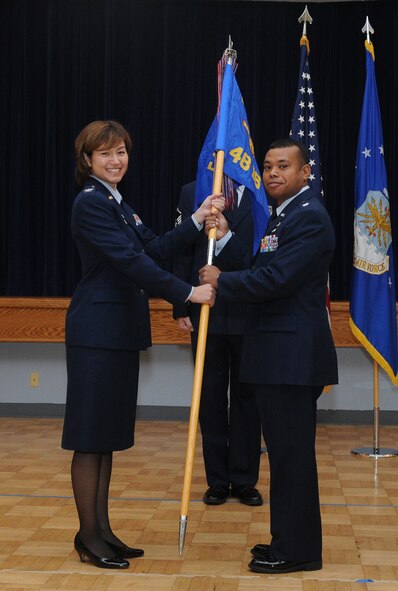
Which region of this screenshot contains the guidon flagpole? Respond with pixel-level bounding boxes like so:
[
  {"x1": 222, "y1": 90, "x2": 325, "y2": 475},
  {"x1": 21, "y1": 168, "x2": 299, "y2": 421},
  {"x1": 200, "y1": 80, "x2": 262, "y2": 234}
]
[{"x1": 178, "y1": 38, "x2": 237, "y2": 555}]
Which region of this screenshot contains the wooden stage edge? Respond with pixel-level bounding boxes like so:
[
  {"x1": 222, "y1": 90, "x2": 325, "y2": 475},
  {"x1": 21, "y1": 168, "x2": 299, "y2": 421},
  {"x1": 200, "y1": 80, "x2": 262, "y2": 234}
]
[{"x1": 0, "y1": 297, "x2": 369, "y2": 348}]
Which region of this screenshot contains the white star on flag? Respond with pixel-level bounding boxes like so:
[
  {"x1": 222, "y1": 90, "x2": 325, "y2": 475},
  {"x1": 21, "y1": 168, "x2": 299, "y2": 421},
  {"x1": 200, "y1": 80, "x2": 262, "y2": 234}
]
[{"x1": 289, "y1": 36, "x2": 323, "y2": 197}]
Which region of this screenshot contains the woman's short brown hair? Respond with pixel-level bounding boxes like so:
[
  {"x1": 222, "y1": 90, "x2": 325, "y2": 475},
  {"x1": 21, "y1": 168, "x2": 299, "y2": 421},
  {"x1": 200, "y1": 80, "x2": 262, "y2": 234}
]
[{"x1": 75, "y1": 120, "x2": 132, "y2": 186}]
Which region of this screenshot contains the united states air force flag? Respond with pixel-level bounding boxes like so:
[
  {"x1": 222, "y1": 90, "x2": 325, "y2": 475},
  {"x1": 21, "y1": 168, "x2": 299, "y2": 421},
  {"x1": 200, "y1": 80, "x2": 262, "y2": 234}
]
[
  {"x1": 349, "y1": 41, "x2": 398, "y2": 385},
  {"x1": 290, "y1": 36, "x2": 323, "y2": 197},
  {"x1": 195, "y1": 62, "x2": 269, "y2": 254}
]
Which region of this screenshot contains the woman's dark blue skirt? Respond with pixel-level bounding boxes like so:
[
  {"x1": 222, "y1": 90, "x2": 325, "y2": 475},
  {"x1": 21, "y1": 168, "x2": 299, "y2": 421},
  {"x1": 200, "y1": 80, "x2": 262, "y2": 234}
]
[{"x1": 62, "y1": 347, "x2": 139, "y2": 452}]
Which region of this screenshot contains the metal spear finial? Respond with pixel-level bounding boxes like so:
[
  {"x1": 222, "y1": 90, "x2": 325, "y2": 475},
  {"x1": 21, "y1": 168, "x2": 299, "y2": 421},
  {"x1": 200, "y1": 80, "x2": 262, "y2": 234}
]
[
  {"x1": 178, "y1": 515, "x2": 187, "y2": 555},
  {"x1": 223, "y1": 35, "x2": 237, "y2": 64},
  {"x1": 298, "y1": 5, "x2": 313, "y2": 37},
  {"x1": 361, "y1": 16, "x2": 374, "y2": 43}
]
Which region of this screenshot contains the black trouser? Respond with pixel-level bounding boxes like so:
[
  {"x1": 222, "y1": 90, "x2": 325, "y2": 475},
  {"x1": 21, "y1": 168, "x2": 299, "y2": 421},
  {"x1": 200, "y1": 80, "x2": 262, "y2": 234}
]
[
  {"x1": 254, "y1": 384, "x2": 323, "y2": 562},
  {"x1": 192, "y1": 333, "x2": 261, "y2": 489}
]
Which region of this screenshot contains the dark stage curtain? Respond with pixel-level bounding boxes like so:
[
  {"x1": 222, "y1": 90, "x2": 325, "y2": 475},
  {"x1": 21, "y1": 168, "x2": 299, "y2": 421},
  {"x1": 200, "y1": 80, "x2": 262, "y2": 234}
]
[{"x1": 1, "y1": 0, "x2": 397, "y2": 299}]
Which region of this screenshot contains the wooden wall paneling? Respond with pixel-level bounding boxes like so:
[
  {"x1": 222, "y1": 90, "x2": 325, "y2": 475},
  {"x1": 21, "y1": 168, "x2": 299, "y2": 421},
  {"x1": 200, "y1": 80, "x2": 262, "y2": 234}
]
[{"x1": 0, "y1": 297, "x2": 377, "y2": 347}]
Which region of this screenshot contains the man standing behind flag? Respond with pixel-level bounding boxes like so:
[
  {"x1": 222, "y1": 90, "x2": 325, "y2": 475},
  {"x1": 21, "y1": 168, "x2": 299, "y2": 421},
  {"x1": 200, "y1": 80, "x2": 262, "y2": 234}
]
[
  {"x1": 173, "y1": 54, "x2": 267, "y2": 506},
  {"x1": 349, "y1": 35, "x2": 398, "y2": 384},
  {"x1": 173, "y1": 181, "x2": 263, "y2": 506},
  {"x1": 200, "y1": 139, "x2": 338, "y2": 574}
]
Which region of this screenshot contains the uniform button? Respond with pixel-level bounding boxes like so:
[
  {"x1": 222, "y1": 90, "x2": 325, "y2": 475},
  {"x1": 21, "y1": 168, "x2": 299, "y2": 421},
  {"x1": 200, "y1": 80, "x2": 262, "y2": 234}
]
[{"x1": 140, "y1": 289, "x2": 145, "y2": 295}]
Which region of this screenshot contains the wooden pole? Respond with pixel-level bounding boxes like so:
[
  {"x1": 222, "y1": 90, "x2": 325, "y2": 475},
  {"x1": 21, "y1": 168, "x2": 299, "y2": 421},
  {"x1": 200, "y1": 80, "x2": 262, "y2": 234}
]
[{"x1": 178, "y1": 150, "x2": 225, "y2": 554}]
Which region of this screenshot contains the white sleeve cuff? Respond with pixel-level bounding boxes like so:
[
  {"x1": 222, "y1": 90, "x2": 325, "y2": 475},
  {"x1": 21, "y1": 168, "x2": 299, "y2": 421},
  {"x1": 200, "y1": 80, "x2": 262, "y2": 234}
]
[
  {"x1": 215, "y1": 230, "x2": 233, "y2": 255},
  {"x1": 185, "y1": 286, "x2": 194, "y2": 302},
  {"x1": 191, "y1": 215, "x2": 203, "y2": 231}
]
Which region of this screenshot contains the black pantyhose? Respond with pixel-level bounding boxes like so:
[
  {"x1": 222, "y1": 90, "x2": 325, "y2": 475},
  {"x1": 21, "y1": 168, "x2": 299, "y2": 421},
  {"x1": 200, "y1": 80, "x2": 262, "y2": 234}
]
[
  {"x1": 96, "y1": 453, "x2": 126, "y2": 547},
  {"x1": 71, "y1": 451, "x2": 120, "y2": 557}
]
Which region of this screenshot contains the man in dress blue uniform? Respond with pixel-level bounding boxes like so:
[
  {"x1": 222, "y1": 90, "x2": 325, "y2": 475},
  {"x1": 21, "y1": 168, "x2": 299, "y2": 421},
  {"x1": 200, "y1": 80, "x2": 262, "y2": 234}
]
[
  {"x1": 173, "y1": 182, "x2": 263, "y2": 507},
  {"x1": 199, "y1": 139, "x2": 338, "y2": 574}
]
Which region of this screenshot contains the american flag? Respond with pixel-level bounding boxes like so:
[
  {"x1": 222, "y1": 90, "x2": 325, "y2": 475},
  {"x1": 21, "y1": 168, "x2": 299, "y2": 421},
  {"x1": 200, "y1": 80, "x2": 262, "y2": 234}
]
[
  {"x1": 290, "y1": 37, "x2": 323, "y2": 198},
  {"x1": 290, "y1": 35, "x2": 332, "y2": 386}
]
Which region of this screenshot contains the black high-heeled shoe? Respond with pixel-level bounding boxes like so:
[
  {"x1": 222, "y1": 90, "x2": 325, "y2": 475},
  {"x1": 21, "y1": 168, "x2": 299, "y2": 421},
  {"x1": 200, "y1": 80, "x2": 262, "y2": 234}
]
[
  {"x1": 74, "y1": 533, "x2": 130, "y2": 569},
  {"x1": 106, "y1": 540, "x2": 144, "y2": 559}
]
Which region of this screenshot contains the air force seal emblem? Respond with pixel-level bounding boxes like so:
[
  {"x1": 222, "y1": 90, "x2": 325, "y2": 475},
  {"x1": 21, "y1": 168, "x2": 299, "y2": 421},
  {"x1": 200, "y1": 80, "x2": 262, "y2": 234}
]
[{"x1": 353, "y1": 189, "x2": 392, "y2": 276}]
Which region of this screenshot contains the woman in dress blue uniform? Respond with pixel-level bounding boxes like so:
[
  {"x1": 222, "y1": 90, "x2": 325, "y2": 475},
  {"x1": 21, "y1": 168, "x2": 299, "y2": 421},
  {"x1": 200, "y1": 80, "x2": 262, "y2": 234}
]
[{"x1": 62, "y1": 120, "x2": 222, "y2": 569}]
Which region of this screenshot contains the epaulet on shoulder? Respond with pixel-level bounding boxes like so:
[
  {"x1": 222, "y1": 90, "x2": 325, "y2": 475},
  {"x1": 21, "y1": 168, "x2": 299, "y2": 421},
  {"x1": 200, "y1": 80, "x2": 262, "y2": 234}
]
[
  {"x1": 79, "y1": 186, "x2": 114, "y2": 203},
  {"x1": 299, "y1": 196, "x2": 323, "y2": 211},
  {"x1": 298, "y1": 198, "x2": 329, "y2": 223}
]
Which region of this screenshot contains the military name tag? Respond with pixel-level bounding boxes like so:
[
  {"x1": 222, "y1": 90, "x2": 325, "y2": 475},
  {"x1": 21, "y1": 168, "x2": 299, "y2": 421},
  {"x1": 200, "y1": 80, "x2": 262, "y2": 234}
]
[{"x1": 260, "y1": 234, "x2": 278, "y2": 253}]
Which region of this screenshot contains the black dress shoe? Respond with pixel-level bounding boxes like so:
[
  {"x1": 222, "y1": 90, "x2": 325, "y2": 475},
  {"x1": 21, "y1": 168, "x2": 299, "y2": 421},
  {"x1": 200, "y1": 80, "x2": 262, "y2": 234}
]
[
  {"x1": 74, "y1": 533, "x2": 130, "y2": 569},
  {"x1": 203, "y1": 486, "x2": 229, "y2": 505},
  {"x1": 231, "y1": 486, "x2": 263, "y2": 506},
  {"x1": 250, "y1": 543, "x2": 270, "y2": 558},
  {"x1": 106, "y1": 541, "x2": 144, "y2": 559},
  {"x1": 249, "y1": 549, "x2": 322, "y2": 574}
]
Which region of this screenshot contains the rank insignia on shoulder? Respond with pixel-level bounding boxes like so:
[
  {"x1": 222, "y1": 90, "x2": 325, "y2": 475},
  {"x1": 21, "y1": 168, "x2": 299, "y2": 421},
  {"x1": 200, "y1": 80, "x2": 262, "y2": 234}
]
[
  {"x1": 133, "y1": 213, "x2": 143, "y2": 226},
  {"x1": 84, "y1": 186, "x2": 95, "y2": 192},
  {"x1": 260, "y1": 234, "x2": 278, "y2": 253}
]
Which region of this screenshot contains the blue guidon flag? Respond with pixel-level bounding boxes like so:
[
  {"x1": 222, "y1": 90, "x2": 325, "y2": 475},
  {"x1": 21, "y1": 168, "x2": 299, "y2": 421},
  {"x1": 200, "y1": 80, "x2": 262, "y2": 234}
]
[
  {"x1": 195, "y1": 60, "x2": 269, "y2": 254},
  {"x1": 349, "y1": 40, "x2": 398, "y2": 384}
]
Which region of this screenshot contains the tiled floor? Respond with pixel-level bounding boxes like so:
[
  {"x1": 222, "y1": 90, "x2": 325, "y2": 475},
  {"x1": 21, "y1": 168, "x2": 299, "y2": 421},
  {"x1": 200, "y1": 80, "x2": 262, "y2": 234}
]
[{"x1": 0, "y1": 418, "x2": 398, "y2": 590}]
